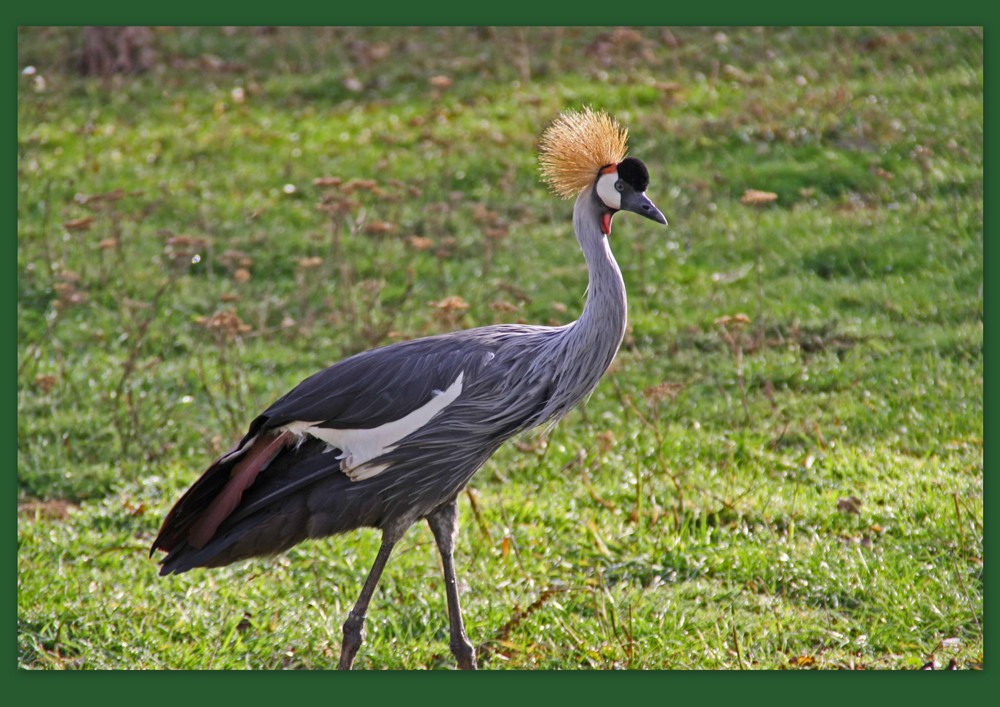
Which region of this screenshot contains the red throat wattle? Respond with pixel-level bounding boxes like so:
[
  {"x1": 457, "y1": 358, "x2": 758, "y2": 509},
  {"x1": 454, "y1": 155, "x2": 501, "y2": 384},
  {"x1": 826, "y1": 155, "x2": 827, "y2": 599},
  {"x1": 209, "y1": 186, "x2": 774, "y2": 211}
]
[{"x1": 601, "y1": 211, "x2": 613, "y2": 236}]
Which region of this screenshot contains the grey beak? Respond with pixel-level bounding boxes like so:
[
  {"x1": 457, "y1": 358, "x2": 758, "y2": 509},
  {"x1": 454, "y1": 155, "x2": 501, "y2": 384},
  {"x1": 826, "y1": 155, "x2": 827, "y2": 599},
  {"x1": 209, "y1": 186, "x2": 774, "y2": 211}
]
[{"x1": 621, "y1": 190, "x2": 668, "y2": 226}]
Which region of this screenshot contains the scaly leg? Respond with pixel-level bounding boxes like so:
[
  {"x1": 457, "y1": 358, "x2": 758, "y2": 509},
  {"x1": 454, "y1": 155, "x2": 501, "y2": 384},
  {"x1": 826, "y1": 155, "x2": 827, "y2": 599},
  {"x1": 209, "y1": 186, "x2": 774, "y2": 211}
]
[
  {"x1": 427, "y1": 500, "x2": 477, "y2": 670},
  {"x1": 338, "y1": 529, "x2": 400, "y2": 670}
]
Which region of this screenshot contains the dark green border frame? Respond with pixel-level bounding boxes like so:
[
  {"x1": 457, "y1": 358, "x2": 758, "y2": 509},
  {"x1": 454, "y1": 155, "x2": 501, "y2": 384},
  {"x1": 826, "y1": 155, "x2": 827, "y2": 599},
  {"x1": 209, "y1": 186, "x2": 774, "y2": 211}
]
[{"x1": 8, "y1": 3, "x2": 993, "y2": 705}]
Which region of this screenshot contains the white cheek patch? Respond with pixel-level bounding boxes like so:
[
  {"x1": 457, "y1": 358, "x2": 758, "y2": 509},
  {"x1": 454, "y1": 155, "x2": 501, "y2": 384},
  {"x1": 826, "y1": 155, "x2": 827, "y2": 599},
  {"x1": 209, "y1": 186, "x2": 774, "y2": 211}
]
[
  {"x1": 595, "y1": 171, "x2": 621, "y2": 210},
  {"x1": 281, "y1": 371, "x2": 465, "y2": 481}
]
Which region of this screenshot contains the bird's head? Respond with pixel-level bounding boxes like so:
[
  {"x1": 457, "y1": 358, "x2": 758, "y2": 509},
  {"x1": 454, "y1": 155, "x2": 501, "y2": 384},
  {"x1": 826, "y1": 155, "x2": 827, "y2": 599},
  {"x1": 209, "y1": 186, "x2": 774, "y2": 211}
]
[
  {"x1": 539, "y1": 108, "x2": 667, "y2": 236},
  {"x1": 593, "y1": 156, "x2": 667, "y2": 236}
]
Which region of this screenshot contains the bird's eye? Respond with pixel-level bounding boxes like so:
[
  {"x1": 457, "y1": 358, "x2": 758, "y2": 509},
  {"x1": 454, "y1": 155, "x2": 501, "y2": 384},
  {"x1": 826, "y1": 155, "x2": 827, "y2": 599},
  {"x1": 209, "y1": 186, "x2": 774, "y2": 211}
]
[{"x1": 615, "y1": 180, "x2": 624, "y2": 192}]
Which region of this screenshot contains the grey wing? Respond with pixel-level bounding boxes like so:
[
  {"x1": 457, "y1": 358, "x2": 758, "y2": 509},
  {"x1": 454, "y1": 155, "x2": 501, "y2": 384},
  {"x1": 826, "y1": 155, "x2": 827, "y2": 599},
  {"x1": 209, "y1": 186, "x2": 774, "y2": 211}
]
[
  {"x1": 255, "y1": 333, "x2": 496, "y2": 434},
  {"x1": 152, "y1": 332, "x2": 500, "y2": 564}
]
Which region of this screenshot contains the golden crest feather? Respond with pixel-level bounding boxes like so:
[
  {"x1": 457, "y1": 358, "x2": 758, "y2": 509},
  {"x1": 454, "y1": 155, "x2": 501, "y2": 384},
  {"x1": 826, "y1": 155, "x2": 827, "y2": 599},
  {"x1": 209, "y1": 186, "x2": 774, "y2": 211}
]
[{"x1": 539, "y1": 108, "x2": 629, "y2": 199}]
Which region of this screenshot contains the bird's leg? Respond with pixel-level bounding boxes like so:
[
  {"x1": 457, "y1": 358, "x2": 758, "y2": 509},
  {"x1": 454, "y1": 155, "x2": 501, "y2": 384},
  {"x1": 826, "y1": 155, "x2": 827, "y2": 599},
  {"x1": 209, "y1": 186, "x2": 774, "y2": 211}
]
[
  {"x1": 427, "y1": 500, "x2": 477, "y2": 670},
  {"x1": 338, "y1": 530, "x2": 400, "y2": 670}
]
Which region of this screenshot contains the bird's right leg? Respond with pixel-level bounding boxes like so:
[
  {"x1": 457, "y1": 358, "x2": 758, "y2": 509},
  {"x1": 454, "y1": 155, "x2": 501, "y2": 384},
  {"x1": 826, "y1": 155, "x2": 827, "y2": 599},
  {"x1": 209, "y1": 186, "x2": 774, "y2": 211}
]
[
  {"x1": 427, "y1": 500, "x2": 477, "y2": 670},
  {"x1": 337, "y1": 527, "x2": 403, "y2": 670}
]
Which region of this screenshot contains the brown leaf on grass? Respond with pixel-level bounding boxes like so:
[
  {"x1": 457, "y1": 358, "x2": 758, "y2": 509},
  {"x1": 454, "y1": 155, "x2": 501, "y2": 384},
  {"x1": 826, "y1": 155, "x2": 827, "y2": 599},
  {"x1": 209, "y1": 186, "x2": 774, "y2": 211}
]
[
  {"x1": 489, "y1": 299, "x2": 518, "y2": 314},
  {"x1": 123, "y1": 498, "x2": 146, "y2": 517},
  {"x1": 166, "y1": 235, "x2": 208, "y2": 250},
  {"x1": 406, "y1": 236, "x2": 434, "y2": 251},
  {"x1": 63, "y1": 216, "x2": 97, "y2": 232},
  {"x1": 714, "y1": 313, "x2": 752, "y2": 328},
  {"x1": 296, "y1": 256, "x2": 323, "y2": 270},
  {"x1": 33, "y1": 374, "x2": 58, "y2": 392},
  {"x1": 643, "y1": 381, "x2": 684, "y2": 403},
  {"x1": 611, "y1": 27, "x2": 644, "y2": 45},
  {"x1": 164, "y1": 235, "x2": 208, "y2": 265},
  {"x1": 53, "y1": 282, "x2": 87, "y2": 310},
  {"x1": 18, "y1": 498, "x2": 78, "y2": 520},
  {"x1": 429, "y1": 75, "x2": 453, "y2": 90},
  {"x1": 56, "y1": 269, "x2": 81, "y2": 283},
  {"x1": 366, "y1": 42, "x2": 390, "y2": 62},
  {"x1": 723, "y1": 63, "x2": 755, "y2": 84},
  {"x1": 317, "y1": 195, "x2": 360, "y2": 215},
  {"x1": 740, "y1": 189, "x2": 778, "y2": 206},
  {"x1": 789, "y1": 655, "x2": 816, "y2": 668},
  {"x1": 471, "y1": 203, "x2": 498, "y2": 224},
  {"x1": 595, "y1": 430, "x2": 616, "y2": 453},
  {"x1": 220, "y1": 249, "x2": 253, "y2": 269},
  {"x1": 837, "y1": 496, "x2": 863, "y2": 514},
  {"x1": 197, "y1": 308, "x2": 252, "y2": 339},
  {"x1": 343, "y1": 178, "x2": 378, "y2": 193},
  {"x1": 431, "y1": 294, "x2": 471, "y2": 329},
  {"x1": 75, "y1": 188, "x2": 140, "y2": 205},
  {"x1": 431, "y1": 295, "x2": 469, "y2": 315},
  {"x1": 365, "y1": 220, "x2": 397, "y2": 235},
  {"x1": 654, "y1": 81, "x2": 682, "y2": 94}
]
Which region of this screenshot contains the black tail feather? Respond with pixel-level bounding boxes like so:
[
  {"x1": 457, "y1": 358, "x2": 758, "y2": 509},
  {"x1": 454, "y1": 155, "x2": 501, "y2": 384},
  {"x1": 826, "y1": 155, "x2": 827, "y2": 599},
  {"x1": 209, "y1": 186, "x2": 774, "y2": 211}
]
[{"x1": 153, "y1": 437, "x2": 355, "y2": 572}]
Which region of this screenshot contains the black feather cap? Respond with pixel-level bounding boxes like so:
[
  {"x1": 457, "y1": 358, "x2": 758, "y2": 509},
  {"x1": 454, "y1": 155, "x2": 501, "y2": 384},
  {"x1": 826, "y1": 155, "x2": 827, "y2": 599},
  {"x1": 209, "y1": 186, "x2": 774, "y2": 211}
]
[{"x1": 616, "y1": 157, "x2": 650, "y2": 192}]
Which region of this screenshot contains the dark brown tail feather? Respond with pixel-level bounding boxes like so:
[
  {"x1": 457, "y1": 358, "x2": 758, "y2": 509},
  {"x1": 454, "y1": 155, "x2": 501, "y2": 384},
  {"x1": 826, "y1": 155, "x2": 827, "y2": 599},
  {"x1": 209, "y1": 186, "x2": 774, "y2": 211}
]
[{"x1": 151, "y1": 430, "x2": 293, "y2": 555}]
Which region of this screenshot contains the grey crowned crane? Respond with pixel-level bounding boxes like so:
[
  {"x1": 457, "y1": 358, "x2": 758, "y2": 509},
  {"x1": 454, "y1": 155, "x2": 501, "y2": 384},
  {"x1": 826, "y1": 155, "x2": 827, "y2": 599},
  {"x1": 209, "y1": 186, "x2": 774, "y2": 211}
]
[{"x1": 151, "y1": 109, "x2": 667, "y2": 669}]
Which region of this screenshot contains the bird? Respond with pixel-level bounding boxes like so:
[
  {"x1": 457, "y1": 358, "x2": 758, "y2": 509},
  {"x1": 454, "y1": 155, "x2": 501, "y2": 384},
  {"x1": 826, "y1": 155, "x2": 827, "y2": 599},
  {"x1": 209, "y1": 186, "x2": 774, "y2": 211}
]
[{"x1": 151, "y1": 108, "x2": 667, "y2": 670}]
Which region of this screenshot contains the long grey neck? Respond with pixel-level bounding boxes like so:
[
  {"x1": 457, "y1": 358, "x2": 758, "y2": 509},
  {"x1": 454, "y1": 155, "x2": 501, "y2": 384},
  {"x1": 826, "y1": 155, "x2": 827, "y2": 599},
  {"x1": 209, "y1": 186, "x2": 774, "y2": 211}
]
[
  {"x1": 519, "y1": 187, "x2": 628, "y2": 428},
  {"x1": 556, "y1": 188, "x2": 628, "y2": 382}
]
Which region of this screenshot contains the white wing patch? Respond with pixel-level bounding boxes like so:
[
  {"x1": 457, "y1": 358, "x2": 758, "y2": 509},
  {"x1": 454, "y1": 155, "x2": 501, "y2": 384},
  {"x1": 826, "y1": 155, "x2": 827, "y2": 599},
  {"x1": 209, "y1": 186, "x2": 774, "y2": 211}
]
[{"x1": 281, "y1": 371, "x2": 465, "y2": 482}]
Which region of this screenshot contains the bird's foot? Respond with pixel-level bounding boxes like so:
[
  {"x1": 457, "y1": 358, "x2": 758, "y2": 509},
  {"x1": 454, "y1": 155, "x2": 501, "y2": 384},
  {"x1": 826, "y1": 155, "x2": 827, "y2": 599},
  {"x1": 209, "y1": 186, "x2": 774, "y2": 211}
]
[
  {"x1": 338, "y1": 610, "x2": 366, "y2": 670},
  {"x1": 452, "y1": 634, "x2": 477, "y2": 670}
]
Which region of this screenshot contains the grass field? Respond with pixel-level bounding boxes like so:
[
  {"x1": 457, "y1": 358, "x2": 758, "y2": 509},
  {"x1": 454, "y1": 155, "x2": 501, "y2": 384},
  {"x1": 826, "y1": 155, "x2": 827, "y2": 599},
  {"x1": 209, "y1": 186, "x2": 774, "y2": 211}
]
[{"x1": 17, "y1": 26, "x2": 982, "y2": 669}]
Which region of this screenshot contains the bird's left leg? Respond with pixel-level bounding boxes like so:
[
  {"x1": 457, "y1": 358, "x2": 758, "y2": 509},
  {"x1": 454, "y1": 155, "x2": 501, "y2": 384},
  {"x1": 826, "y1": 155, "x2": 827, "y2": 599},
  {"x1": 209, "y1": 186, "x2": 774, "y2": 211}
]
[
  {"x1": 427, "y1": 499, "x2": 477, "y2": 670},
  {"x1": 338, "y1": 525, "x2": 404, "y2": 670}
]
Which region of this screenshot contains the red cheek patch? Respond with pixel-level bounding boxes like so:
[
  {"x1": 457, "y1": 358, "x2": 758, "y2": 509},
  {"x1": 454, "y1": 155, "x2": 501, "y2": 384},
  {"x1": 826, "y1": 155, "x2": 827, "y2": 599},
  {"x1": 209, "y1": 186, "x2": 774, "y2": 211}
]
[{"x1": 601, "y1": 212, "x2": 613, "y2": 236}]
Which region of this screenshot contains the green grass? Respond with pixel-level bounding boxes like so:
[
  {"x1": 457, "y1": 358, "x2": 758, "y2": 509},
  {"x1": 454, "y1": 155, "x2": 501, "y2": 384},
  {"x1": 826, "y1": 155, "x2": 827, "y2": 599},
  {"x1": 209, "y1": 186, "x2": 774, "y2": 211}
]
[{"x1": 17, "y1": 26, "x2": 982, "y2": 670}]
